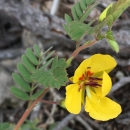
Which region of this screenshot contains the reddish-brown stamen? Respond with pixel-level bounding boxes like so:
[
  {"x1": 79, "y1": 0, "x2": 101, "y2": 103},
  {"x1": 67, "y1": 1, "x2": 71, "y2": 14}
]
[
  {"x1": 86, "y1": 70, "x2": 93, "y2": 77},
  {"x1": 89, "y1": 77, "x2": 102, "y2": 81},
  {"x1": 79, "y1": 74, "x2": 85, "y2": 80},
  {"x1": 78, "y1": 69, "x2": 102, "y2": 91},
  {"x1": 85, "y1": 81, "x2": 101, "y2": 88}
]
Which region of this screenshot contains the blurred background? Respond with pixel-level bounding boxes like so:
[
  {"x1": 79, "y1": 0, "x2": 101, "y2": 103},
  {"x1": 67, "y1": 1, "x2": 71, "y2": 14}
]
[{"x1": 0, "y1": 0, "x2": 130, "y2": 130}]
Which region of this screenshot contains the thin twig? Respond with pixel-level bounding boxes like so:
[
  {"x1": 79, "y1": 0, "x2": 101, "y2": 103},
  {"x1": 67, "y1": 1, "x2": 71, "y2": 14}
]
[
  {"x1": 52, "y1": 114, "x2": 77, "y2": 130},
  {"x1": 75, "y1": 116, "x2": 93, "y2": 130},
  {"x1": 50, "y1": 0, "x2": 61, "y2": 15},
  {"x1": 81, "y1": 114, "x2": 104, "y2": 130},
  {"x1": 109, "y1": 77, "x2": 130, "y2": 95}
]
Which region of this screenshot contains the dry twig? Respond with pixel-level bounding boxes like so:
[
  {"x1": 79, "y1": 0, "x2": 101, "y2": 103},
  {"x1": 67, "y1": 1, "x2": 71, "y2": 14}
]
[
  {"x1": 109, "y1": 77, "x2": 130, "y2": 95},
  {"x1": 50, "y1": 0, "x2": 61, "y2": 15}
]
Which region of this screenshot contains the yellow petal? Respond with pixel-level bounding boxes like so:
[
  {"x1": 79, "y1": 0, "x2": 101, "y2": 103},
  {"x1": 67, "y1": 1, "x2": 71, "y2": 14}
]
[
  {"x1": 94, "y1": 71, "x2": 112, "y2": 97},
  {"x1": 73, "y1": 57, "x2": 91, "y2": 83},
  {"x1": 65, "y1": 84, "x2": 82, "y2": 114},
  {"x1": 73, "y1": 54, "x2": 116, "y2": 83},
  {"x1": 85, "y1": 95, "x2": 122, "y2": 121},
  {"x1": 101, "y1": 71, "x2": 112, "y2": 96},
  {"x1": 89, "y1": 54, "x2": 117, "y2": 74}
]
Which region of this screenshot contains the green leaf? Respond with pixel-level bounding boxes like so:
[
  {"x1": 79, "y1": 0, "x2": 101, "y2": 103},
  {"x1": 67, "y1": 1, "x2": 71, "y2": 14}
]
[
  {"x1": 86, "y1": 0, "x2": 96, "y2": 5},
  {"x1": 57, "y1": 58, "x2": 67, "y2": 68},
  {"x1": 22, "y1": 54, "x2": 35, "y2": 72},
  {"x1": 68, "y1": 21, "x2": 93, "y2": 40},
  {"x1": 12, "y1": 73, "x2": 31, "y2": 92},
  {"x1": 0, "y1": 122, "x2": 10, "y2": 130},
  {"x1": 107, "y1": 39, "x2": 119, "y2": 53},
  {"x1": 53, "y1": 67, "x2": 68, "y2": 85},
  {"x1": 51, "y1": 56, "x2": 58, "y2": 69},
  {"x1": 51, "y1": 57, "x2": 67, "y2": 69},
  {"x1": 10, "y1": 87, "x2": 29, "y2": 100},
  {"x1": 106, "y1": 31, "x2": 119, "y2": 53},
  {"x1": 17, "y1": 63, "x2": 32, "y2": 83},
  {"x1": 26, "y1": 48, "x2": 39, "y2": 65},
  {"x1": 63, "y1": 24, "x2": 69, "y2": 34},
  {"x1": 80, "y1": 0, "x2": 87, "y2": 10},
  {"x1": 106, "y1": 14, "x2": 113, "y2": 26},
  {"x1": 65, "y1": 14, "x2": 73, "y2": 24},
  {"x1": 64, "y1": 0, "x2": 99, "y2": 37},
  {"x1": 80, "y1": 0, "x2": 100, "y2": 22},
  {"x1": 71, "y1": 5, "x2": 79, "y2": 21},
  {"x1": 39, "y1": 58, "x2": 54, "y2": 70},
  {"x1": 30, "y1": 89, "x2": 44, "y2": 100},
  {"x1": 99, "y1": 3, "x2": 113, "y2": 22},
  {"x1": 32, "y1": 67, "x2": 68, "y2": 89},
  {"x1": 32, "y1": 57, "x2": 68, "y2": 89},
  {"x1": 33, "y1": 44, "x2": 41, "y2": 57},
  {"x1": 75, "y1": 2, "x2": 83, "y2": 17}
]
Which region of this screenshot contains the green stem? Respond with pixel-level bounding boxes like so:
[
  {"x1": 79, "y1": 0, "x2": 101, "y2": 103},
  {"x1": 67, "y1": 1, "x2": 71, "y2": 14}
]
[
  {"x1": 28, "y1": 56, "x2": 42, "y2": 107},
  {"x1": 14, "y1": 88, "x2": 49, "y2": 130},
  {"x1": 28, "y1": 82, "x2": 35, "y2": 107}
]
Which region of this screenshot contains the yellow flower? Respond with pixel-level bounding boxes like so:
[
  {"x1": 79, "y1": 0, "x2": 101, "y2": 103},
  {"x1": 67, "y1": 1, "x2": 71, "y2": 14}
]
[{"x1": 65, "y1": 54, "x2": 122, "y2": 121}]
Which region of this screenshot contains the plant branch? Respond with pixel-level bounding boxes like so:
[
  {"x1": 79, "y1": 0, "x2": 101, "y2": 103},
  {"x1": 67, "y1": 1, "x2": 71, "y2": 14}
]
[
  {"x1": 14, "y1": 88, "x2": 49, "y2": 130},
  {"x1": 71, "y1": 39, "x2": 97, "y2": 60},
  {"x1": 66, "y1": 39, "x2": 97, "y2": 67}
]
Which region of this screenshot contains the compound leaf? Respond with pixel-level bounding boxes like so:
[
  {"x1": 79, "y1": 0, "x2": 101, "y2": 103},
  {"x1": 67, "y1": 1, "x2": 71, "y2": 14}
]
[
  {"x1": 32, "y1": 58, "x2": 68, "y2": 89},
  {"x1": 68, "y1": 21, "x2": 94, "y2": 40},
  {"x1": 63, "y1": 0, "x2": 100, "y2": 40}
]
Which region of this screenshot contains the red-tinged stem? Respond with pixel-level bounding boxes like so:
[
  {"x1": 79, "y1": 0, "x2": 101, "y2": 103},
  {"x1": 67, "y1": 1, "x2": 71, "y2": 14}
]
[
  {"x1": 71, "y1": 39, "x2": 97, "y2": 59},
  {"x1": 14, "y1": 88, "x2": 49, "y2": 130},
  {"x1": 40, "y1": 100, "x2": 58, "y2": 104},
  {"x1": 66, "y1": 39, "x2": 97, "y2": 68}
]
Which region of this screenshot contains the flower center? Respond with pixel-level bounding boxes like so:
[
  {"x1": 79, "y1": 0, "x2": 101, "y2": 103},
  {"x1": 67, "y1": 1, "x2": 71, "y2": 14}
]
[{"x1": 78, "y1": 67, "x2": 102, "y2": 91}]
